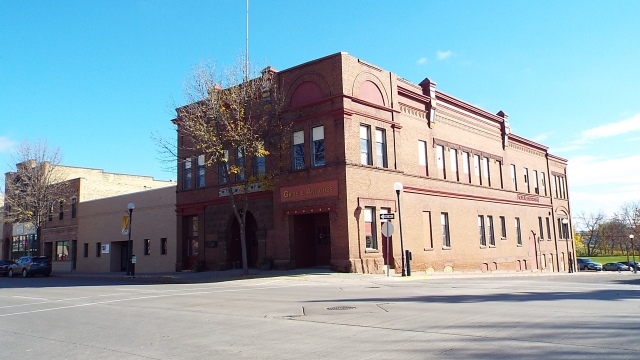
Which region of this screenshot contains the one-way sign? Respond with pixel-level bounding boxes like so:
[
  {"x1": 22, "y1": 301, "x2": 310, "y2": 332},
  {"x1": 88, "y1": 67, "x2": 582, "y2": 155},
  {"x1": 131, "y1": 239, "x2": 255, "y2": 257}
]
[{"x1": 380, "y1": 213, "x2": 395, "y2": 220}]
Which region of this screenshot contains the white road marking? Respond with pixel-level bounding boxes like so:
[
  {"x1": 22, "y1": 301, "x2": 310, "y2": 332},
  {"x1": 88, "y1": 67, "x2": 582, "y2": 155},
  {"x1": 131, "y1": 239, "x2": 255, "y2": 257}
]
[
  {"x1": 12, "y1": 296, "x2": 50, "y2": 301},
  {"x1": 0, "y1": 282, "x2": 315, "y2": 318}
]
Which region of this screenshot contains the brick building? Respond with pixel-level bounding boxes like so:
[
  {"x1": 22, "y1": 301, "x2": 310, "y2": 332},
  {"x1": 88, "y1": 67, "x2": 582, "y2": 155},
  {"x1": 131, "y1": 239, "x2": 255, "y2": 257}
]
[
  {"x1": 2, "y1": 164, "x2": 175, "y2": 273},
  {"x1": 175, "y1": 52, "x2": 574, "y2": 274}
]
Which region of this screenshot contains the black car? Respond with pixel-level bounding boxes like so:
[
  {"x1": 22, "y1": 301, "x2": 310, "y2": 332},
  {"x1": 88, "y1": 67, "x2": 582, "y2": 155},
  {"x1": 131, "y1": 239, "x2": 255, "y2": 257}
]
[
  {"x1": 8, "y1": 256, "x2": 52, "y2": 278},
  {"x1": 0, "y1": 260, "x2": 16, "y2": 276},
  {"x1": 619, "y1": 261, "x2": 640, "y2": 271},
  {"x1": 602, "y1": 262, "x2": 630, "y2": 271},
  {"x1": 577, "y1": 258, "x2": 603, "y2": 271}
]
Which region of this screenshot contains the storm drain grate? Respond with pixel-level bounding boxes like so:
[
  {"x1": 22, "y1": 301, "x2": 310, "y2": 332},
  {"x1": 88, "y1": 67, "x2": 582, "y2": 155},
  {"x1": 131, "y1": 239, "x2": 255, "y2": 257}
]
[{"x1": 327, "y1": 306, "x2": 356, "y2": 311}]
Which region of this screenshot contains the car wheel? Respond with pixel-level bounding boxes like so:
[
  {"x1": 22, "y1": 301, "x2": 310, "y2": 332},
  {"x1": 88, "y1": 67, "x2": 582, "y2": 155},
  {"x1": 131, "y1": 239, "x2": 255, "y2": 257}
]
[
  {"x1": 8, "y1": 269, "x2": 13, "y2": 277},
  {"x1": 22, "y1": 269, "x2": 28, "y2": 278}
]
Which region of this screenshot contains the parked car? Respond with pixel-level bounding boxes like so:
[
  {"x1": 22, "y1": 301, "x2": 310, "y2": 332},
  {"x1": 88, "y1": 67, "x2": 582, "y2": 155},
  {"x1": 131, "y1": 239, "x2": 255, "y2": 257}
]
[
  {"x1": 602, "y1": 262, "x2": 630, "y2": 271},
  {"x1": 0, "y1": 260, "x2": 16, "y2": 276},
  {"x1": 577, "y1": 258, "x2": 603, "y2": 271},
  {"x1": 8, "y1": 256, "x2": 52, "y2": 278},
  {"x1": 619, "y1": 261, "x2": 640, "y2": 271}
]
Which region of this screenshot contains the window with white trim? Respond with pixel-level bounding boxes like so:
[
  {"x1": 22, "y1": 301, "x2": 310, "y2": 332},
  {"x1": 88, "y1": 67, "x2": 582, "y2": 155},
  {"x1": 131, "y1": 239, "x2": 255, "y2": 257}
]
[
  {"x1": 292, "y1": 131, "x2": 305, "y2": 170},
  {"x1": 360, "y1": 125, "x2": 372, "y2": 165},
  {"x1": 311, "y1": 126, "x2": 325, "y2": 167},
  {"x1": 375, "y1": 128, "x2": 387, "y2": 168},
  {"x1": 418, "y1": 140, "x2": 428, "y2": 176}
]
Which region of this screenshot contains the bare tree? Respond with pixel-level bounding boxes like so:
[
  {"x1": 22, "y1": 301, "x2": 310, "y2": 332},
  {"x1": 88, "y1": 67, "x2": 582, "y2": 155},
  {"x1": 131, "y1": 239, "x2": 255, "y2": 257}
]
[
  {"x1": 576, "y1": 211, "x2": 606, "y2": 257},
  {"x1": 171, "y1": 58, "x2": 288, "y2": 274},
  {"x1": 616, "y1": 201, "x2": 640, "y2": 255},
  {"x1": 2, "y1": 140, "x2": 71, "y2": 254}
]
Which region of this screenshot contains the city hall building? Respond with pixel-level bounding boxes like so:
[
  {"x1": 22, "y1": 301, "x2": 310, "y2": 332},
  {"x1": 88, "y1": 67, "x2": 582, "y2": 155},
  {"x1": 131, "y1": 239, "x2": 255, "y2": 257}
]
[{"x1": 175, "y1": 52, "x2": 574, "y2": 274}]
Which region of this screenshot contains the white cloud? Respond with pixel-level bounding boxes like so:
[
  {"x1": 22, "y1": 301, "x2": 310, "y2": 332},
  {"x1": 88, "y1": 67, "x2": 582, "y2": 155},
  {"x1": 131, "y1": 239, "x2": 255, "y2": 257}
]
[
  {"x1": 436, "y1": 50, "x2": 452, "y2": 60},
  {"x1": 0, "y1": 136, "x2": 17, "y2": 153},
  {"x1": 568, "y1": 154, "x2": 640, "y2": 187},
  {"x1": 417, "y1": 57, "x2": 428, "y2": 65},
  {"x1": 575, "y1": 112, "x2": 640, "y2": 144},
  {"x1": 532, "y1": 131, "x2": 553, "y2": 142}
]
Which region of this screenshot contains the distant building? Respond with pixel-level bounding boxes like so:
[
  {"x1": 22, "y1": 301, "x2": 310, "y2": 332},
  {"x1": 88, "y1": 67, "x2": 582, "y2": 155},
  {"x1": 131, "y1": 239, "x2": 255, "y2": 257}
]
[
  {"x1": 175, "y1": 52, "x2": 573, "y2": 274},
  {"x1": 2, "y1": 164, "x2": 175, "y2": 273}
]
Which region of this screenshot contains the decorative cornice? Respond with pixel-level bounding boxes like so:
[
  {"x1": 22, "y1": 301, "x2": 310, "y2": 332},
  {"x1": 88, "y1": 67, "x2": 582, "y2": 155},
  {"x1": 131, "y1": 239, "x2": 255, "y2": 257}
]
[
  {"x1": 433, "y1": 138, "x2": 504, "y2": 162},
  {"x1": 509, "y1": 133, "x2": 549, "y2": 152},
  {"x1": 548, "y1": 153, "x2": 568, "y2": 164},
  {"x1": 404, "y1": 186, "x2": 553, "y2": 209},
  {"x1": 435, "y1": 90, "x2": 505, "y2": 125},
  {"x1": 397, "y1": 85, "x2": 431, "y2": 104}
]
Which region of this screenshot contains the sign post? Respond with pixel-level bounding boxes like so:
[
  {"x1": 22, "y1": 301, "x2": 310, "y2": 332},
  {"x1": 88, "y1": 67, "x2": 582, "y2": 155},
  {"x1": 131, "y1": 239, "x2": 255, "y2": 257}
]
[{"x1": 380, "y1": 214, "x2": 395, "y2": 277}]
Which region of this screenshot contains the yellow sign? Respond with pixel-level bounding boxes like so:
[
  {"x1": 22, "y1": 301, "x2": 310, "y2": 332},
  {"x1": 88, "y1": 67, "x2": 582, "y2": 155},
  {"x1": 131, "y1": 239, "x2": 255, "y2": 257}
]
[{"x1": 122, "y1": 216, "x2": 130, "y2": 235}]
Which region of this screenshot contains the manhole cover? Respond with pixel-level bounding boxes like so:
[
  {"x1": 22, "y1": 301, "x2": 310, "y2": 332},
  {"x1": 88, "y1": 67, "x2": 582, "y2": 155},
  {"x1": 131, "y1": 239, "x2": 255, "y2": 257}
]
[{"x1": 327, "y1": 306, "x2": 356, "y2": 311}]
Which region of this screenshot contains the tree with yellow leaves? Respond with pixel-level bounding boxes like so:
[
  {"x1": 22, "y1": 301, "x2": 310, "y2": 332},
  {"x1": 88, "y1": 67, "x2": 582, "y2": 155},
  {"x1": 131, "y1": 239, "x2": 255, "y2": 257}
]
[{"x1": 172, "y1": 58, "x2": 288, "y2": 274}]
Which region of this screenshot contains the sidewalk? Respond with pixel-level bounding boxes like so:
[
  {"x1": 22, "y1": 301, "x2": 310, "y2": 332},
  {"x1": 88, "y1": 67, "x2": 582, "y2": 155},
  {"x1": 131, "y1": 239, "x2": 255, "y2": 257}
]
[{"x1": 52, "y1": 267, "x2": 591, "y2": 284}]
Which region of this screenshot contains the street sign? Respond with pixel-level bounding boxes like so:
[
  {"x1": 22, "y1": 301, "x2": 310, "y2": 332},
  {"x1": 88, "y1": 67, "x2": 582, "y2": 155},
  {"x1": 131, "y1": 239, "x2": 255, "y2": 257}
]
[
  {"x1": 380, "y1": 213, "x2": 395, "y2": 220},
  {"x1": 381, "y1": 222, "x2": 395, "y2": 237},
  {"x1": 131, "y1": 255, "x2": 137, "y2": 264}
]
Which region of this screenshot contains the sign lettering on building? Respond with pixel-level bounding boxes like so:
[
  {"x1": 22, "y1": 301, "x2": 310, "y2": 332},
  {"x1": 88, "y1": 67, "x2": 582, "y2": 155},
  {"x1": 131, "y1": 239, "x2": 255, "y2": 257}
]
[
  {"x1": 280, "y1": 180, "x2": 339, "y2": 203},
  {"x1": 517, "y1": 193, "x2": 540, "y2": 203}
]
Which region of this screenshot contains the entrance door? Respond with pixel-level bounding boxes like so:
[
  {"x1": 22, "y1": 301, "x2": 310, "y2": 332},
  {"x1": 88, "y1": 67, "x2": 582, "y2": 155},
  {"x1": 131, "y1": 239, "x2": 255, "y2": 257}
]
[
  {"x1": 120, "y1": 242, "x2": 128, "y2": 271},
  {"x1": 380, "y1": 209, "x2": 394, "y2": 268},
  {"x1": 182, "y1": 215, "x2": 200, "y2": 271},
  {"x1": 228, "y1": 212, "x2": 259, "y2": 268},
  {"x1": 293, "y1": 213, "x2": 331, "y2": 268}
]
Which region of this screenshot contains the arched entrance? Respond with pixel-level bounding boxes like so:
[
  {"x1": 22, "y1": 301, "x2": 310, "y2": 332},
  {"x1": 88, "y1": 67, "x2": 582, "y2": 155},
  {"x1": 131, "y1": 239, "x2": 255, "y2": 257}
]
[{"x1": 228, "y1": 212, "x2": 259, "y2": 268}]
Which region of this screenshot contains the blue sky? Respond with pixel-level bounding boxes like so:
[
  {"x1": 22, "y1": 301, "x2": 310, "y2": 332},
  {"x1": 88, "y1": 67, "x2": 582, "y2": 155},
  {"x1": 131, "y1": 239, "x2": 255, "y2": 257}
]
[{"x1": 1, "y1": 0, "x2": 639, "y2": 218}]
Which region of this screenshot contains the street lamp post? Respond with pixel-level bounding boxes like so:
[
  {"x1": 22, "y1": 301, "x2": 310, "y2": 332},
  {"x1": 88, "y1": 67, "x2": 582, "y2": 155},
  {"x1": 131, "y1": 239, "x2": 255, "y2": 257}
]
[
  {"x1": 394, "y1": 182, "x2": 406, "y2": 277},
  {"x1": 126, "y1": 202, "x2": 135, "y2": 276},
  {"x1": 631, "y1": 234, "x2": 636, "y2": 274},
  {"x1": 562, "y1": 218, "x2": 572, "y2": 273}
]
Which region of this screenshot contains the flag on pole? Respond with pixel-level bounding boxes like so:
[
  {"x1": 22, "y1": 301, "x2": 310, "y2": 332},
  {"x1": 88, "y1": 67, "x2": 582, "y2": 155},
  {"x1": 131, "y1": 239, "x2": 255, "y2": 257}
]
[{"x1": 122, "y1": 216, "x2": 130, "y2": 235}]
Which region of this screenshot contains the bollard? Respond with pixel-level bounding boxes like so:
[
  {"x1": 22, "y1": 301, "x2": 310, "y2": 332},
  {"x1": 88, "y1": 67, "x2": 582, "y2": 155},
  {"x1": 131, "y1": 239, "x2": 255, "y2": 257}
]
[{"x1": 405, "y1": 250, "x2": 412, "y2": 276}]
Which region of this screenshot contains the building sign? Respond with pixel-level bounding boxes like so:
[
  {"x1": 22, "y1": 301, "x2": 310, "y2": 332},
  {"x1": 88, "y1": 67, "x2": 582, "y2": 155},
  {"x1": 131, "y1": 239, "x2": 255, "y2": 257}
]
[
  {"x1": 101, "y1": 244, "x2": 110, "y2": 254},
  {"x1": 13, "y1": 222, "x2": 36, "y2": 236},
  {"x1": 219, "y1": 182, "x2": 263, "y2": 197},
  {"x1": 280, "y1": 180, "x2": 339, "y2": 203},
  {"x1": 517, "y1": 193, "x2": 539, "y2": 203}
]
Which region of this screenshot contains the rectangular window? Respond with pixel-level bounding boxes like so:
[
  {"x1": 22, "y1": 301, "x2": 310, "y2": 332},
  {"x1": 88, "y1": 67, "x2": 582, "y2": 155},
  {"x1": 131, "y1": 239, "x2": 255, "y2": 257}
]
[
  {"x1": 364, "y1": 207, "x2": 377, "y2": 250},
  {"x1": 83, "y1": 243, "x2": 88, "y2": 258},
  {"x1": 488, "y1": 216, "x2": 495, "y2": 246},
  {"x1": 49, "y1": 203, "x2": 53, "y2": 221},
  {"x1": 510, "y1": 164, "x2": 517, "y2": 191},
  {"x1": 515, "y1": 218, "x2": 522, "y2": 245},
  {"x1": 182, "y1": 158, "x2": 192, "y2": 190},
  {"x1": 546, "y1": 217, "x2": 551, "y2": 240},
  {"x1": 253, "y1": 156, "x2": 265, "y2": 177},
  {"x1": 541, "y1": 172, "x2": 547, "y2": 196},
  {"x1": 418, "y1": 141, "x2": 428, "y2": 176},
  {"x1": 449, "y1": 148, "x2": 458, "y2": 181},
  {"x1": 560, "y1": 177, "x2": 566, "y2": 199},
  {"x1": 533, "y1": 170, "x2": 539, "y2": 194},
  {"x1": 71, "y1": 198, "x2": 77, "y2": 218},
  {"x1": 478, "y1": 215, "x2": 486, "y2": 246},
  {"x1": 553, "y1": 175, "x2": 558, "y2": 198},
  {"x1": 235, "y1": 148, "x2": 245, "y2": 182},
  {"x1": 144, "y1": 239, "x2": 150, "y2": 255},
  {"x1": 441, "y1": 212, "x2": 451, "y2": 247},
  {"x1": 557, "y1": 218, "x2": 563, "y2": 238},
  {"x1": 423, "y1": 211, "x2": 433, "y2": 249},
  {"x1": 473, "y1": 154, "x2": 481, "y2": 182},
  {"x1": 538, "y1": 217, "x2": 544, "y2": 240},
  {"x1": 462, "y1": 152, "x2": 471, "y2": 183},
  {"x1": 161, "y1": 238, "x2": 168, "y2": 255},
  {"x1": 59, "y1": 201, "x2": 64, "y2": 220},
  {"x1": 196, "y1": 155, "x2": 205, "y2": 188},
  {"x1": 55, "y1": 241, "x2": 69, "y2": 261},
  {"x1": 311, "y1": 126, "x2": 325, "y2": 167},
  {"x1": 482, "y1": 157, "x2": 490, "y2": 186},
  {"x1": 523, "y1": 168, "x2": 529, "y2": 193},
  {"x1": 498, "y1": 161, "x2": 504, "y2": 189},
  {"x1": 500, "y1": 216, "x2": 507, "y2": 238},
  {"x1": 375, "y1": 128, "x2": 387, "y2": 168},
  {"x1": 436, "y1": 145, "x2": 445, "y2": 175},
  {"x1": 292, "y1": 130, "x2": 305, "y2": 170},
  {"x1": 218, "y1": 150, "x2": 229, "y2": 184},
  {"x1": 360, "y1": 125, "x2": 372, "y2": 165},
  {"x1": 96, "y1": 242, "x2": 101, "y2": 257}
]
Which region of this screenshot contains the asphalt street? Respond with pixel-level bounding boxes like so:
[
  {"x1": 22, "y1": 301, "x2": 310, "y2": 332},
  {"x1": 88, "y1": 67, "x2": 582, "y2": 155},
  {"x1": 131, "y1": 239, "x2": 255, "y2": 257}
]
[{"x1": 1, "y1": 271, "x2": 639, "y2": 359}]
